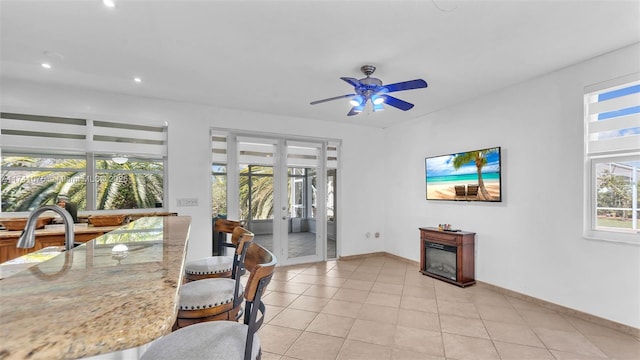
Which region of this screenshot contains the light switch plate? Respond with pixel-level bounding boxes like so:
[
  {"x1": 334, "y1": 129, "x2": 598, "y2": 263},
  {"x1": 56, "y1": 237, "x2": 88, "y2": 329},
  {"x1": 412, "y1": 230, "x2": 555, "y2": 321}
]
[{"x1": 176, "y1": 198, "x2": 199, "y2": 207}]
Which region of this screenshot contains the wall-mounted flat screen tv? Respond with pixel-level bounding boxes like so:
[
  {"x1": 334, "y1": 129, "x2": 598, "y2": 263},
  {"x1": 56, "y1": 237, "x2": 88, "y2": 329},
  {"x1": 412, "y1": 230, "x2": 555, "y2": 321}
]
[{"x1": 425, "y1": 146, "x2": 502, "y2": 202}]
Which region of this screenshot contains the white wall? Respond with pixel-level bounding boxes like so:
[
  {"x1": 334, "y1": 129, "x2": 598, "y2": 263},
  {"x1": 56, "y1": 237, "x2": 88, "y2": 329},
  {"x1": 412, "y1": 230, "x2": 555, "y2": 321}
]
[
  {"x1": 0, "y1": 79, "x2": 386, "y2": 261},
  {"x1": 2, "y1": 43, "x2": 638, "y2": 328},
  {"x1": 383, "y1": 43, "x2": 640, "y2": 328}
]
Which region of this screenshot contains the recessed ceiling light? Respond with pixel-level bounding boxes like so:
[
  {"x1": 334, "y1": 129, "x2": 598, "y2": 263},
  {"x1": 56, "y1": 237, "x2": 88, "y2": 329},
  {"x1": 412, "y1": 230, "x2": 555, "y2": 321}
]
[
  {"x1": 103, "y1": 0, "x2": 116, "y2": 8},
  {"x1": 133, "y1": 77, "x2": 142, "y2": 83},
  {"x1": 41, "y1": 51, "x2": 63, "y2": 70}
]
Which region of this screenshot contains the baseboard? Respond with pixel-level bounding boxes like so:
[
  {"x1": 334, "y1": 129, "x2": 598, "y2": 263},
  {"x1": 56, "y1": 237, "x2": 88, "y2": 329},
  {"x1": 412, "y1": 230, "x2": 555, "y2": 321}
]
[
  {"x1": 380, "y1": 252, "x2": 420, "y2": 266},
  {"x1": 338, "y1": 252, "x2": 387, "y2": 261},
  {"x1": 477, "y1": 281, "x2": 640, "y2": 340},
  {"x1": 339, "y1": 251, "x2": 420, "y2": 265},
  {"x1": 339, "y1": 251, "x2": 639, "y2": 339}
]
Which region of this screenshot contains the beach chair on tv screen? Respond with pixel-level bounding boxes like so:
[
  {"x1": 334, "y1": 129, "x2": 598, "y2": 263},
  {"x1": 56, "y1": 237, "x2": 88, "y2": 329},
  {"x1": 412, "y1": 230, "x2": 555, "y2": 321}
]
[{"x1": 467, "y1": 184, "x2": 479, "y2": 199}]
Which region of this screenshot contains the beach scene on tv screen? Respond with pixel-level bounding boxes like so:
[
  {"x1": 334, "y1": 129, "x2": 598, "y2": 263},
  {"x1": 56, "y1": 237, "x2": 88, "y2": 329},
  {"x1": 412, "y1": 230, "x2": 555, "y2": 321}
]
[{"x1": 426, "y1": 147, "x2": 501, "y2": 201}]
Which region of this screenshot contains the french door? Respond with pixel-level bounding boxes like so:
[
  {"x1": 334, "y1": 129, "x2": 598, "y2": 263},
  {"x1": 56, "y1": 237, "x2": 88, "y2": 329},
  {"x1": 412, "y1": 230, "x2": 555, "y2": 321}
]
[{"x1": 216, "y1": 132, "x2": 338, "y2": 265}]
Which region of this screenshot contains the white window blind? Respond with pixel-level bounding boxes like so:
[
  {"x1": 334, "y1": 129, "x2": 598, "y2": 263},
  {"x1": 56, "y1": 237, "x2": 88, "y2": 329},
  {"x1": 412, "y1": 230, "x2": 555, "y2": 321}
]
[
  {"x1": 211, "y1": 131, "x2": 228, "y2": 164},
  {"x1": 287, "y1": 140, "x2": 320, "y2": 168},
  {"x1": 212, "y1": 132, "x2": 277, "y2": 166},
  {"x1": 327, "y1": 141, "x2": 339, "y2": 169},
  {"x1": 237, "y1": 136, "x2": 276, "y2": 166},
  {"x1": 585, "y1": 74, "x2": 640, "y2": 156},
  {"x1": 1, "y1": 112, "x2": 168, "y2": 156},
  {"x1": 210, "y1": 130, "x2": 340, "y2": 169}
]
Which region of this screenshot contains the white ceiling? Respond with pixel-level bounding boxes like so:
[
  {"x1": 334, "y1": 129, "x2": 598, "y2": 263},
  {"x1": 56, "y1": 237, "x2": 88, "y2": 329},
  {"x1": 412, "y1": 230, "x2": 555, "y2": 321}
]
[{"x1": 1, "y1": 0, "x2": 639, "y2": 128}]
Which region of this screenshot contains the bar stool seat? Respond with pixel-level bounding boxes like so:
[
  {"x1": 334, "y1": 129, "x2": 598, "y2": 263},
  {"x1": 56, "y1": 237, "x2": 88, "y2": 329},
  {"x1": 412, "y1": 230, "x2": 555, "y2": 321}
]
[
  {"x1": 179, "y1": 278, "x2": 242, "y2": 311},
  {"x1": 183, "y1": 218, "x2": 241, "y2": 282},
  {"x1": 184, "y1": 256, "x2": 233, "y2": 280},
  {"x1": 143, "y1": 321, "x2": 260, "y2": 360}
]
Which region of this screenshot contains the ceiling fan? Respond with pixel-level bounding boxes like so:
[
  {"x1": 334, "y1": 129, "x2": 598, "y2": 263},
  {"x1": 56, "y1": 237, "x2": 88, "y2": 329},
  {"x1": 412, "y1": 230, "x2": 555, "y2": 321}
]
[{"x1": 310, "y1": 65, "x2": 428, "y2": 116}]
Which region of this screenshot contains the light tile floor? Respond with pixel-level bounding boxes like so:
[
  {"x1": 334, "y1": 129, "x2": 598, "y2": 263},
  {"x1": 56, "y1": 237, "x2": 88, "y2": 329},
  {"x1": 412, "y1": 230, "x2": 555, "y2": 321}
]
[
  {"x1": 254, "y1": 232, "x2": 337, "y2": 259},
  {"x1": 256, "y1": 255, "x2": 640, "y2": 360}
]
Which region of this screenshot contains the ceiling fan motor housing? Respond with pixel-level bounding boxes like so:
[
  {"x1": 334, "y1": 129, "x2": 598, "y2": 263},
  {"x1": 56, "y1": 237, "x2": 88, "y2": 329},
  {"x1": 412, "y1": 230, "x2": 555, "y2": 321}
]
[
  {"x1": 361, "y1": 65, "x2": 376, "y2": 76},
  {"x1": 357, "y1": 65, "x2": 383, "y2": 97},
  {"x1": 356, "y1": 77, "x2": 383, "y2": 98}
]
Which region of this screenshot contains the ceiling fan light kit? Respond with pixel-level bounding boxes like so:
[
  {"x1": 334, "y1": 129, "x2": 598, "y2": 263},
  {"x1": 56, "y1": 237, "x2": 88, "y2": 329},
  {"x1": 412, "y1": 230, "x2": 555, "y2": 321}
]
[
  {"x1": 371, "y1": 94, "x2": 384, "y2": 105},
  {"x1": 112, "y1": 155, "x2": 129, "y2": 164},
  {"x1": 349, "y1": 95, "x2": 363, "y2": 106},
  {"x1": 310, "y1": 65, "x2": 428, "y2": 116}
]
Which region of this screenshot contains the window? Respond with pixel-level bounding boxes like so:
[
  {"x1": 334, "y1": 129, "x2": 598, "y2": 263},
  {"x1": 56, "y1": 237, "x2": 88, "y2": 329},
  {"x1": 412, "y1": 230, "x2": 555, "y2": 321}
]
[
  {"x1": 1, "y1": 112, "x2": 167, "y2": 213},
  {"x1": 1, "y1": 154, "x2": 86, "y2": 211},
  {"x1": 211, "y1": 134, "x2": 228, "y2": 218},
  {"x1": 1, "y1": 154, "x2": 164, "y2": 212},
  {"x1": 211, "y1": 164, "x2": 227, "y2": 217},
  {"x1": 94, "y1": 156, "x2": 164, "y2": 210},
  {"x1": 584, "y1": 74, "x2": 640, "y2": 243}
]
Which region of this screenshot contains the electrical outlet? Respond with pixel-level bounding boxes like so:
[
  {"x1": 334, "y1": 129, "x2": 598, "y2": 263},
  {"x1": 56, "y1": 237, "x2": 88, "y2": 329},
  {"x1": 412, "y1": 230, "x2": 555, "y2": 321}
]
[
  {"x1": 365, "y1": 232, "x2": 371, "y2": 239},
  {"x1": 177, "y1": 198, "x2": 199, "y2": 207},
  {"x1": 374, "y1": 232, "x2": 380, "y2": 238}
]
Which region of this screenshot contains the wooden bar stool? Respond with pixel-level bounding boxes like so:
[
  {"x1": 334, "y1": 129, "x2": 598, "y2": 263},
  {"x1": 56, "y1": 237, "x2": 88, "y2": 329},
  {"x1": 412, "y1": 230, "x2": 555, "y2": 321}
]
[
  {"x1": 142, "y1": 243, "x2": 277, "y2": 360},
  {"x1": 213, "y1": 218, "x2": 242, "y2": 256},
  {"x1": 175, "y1": 227, "x2": 254, "y2": 329},
  {"x1": 184, "y1": 219, "x2": 242, "y2": 281}
]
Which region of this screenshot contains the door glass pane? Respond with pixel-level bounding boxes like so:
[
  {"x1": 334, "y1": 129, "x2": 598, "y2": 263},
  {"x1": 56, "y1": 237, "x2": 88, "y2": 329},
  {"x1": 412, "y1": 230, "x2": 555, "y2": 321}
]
[
  {"x1": 327, "y1": 169, "x2": 337, "y2": 259},
  {"x1": 239, "y1": 164, "x2": 274, "y2": 252},
  {"x1": 287, "y1": 166, "x2": 316, "y2": 258},
  {"x1": 286, "y1": 142, "x2": 320, "y2": 260}
]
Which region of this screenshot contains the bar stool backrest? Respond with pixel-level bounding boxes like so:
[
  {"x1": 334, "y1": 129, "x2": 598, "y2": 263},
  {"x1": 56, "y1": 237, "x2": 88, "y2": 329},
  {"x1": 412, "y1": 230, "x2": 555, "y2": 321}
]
[
  {"x1": 231, "y1": 227, "x2": 254, "y2": 279},
  {"x1": 213, "y1": 218, "x2": 242, "y2": 256},
  {"x1": 241, "y1": 243, "x2": 277, "y2": 360},
  {"x1": 215, "y1": 218, "x2": 241, "y2": 234}
]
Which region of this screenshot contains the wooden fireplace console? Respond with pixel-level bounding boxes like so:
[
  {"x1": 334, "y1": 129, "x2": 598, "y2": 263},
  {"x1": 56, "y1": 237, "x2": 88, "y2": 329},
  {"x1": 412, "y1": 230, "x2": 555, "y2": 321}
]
[{"x1": 419, "y1": 227, "x2": 476, "y2": 287}]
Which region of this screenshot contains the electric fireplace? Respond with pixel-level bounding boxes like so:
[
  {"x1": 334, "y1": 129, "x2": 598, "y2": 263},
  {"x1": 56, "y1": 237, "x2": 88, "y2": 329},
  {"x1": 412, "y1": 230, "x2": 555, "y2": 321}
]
[
  {"x1": 419, "y1": 227, "x2": 476, "y2": 287},
  {"x1": 424, "y1": 242, "x2": 457, "y2": 281}
]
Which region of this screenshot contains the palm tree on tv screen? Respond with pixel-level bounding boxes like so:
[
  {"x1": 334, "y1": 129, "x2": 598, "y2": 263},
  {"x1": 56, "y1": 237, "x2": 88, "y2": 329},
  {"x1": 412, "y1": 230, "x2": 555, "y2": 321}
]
[{"x1": 452, "y1": 148, "x2": 497, "y2": 200}]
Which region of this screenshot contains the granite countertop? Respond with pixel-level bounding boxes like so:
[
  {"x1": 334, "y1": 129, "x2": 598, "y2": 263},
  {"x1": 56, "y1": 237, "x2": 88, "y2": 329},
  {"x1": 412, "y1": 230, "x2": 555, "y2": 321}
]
[
  {"x1": 0, "y1": 216, "x2": 191, "y2": 360},
  {"x1": 0, "y1": 245, "x2": 66, "y2": 279}
]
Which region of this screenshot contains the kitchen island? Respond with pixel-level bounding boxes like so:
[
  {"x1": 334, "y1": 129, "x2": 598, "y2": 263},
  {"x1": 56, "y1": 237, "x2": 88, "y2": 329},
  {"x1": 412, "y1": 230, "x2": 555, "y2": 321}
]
[{"x1": 0, "y1": 216, "x2": 191, "y2": 360}]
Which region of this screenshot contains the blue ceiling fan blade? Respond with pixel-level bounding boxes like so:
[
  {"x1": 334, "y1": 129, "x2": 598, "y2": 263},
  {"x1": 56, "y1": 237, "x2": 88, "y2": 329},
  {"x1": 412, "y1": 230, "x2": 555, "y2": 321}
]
[
  {"x1": 310, "y1": 94, "x2": 355, "y2": 105},
  {"x1": 347, "y1": 107, "x2": 361, "y2": 116},
  {"x1": 384, "y1": 95, "x2": 415, "y2": 111},
  {"x1": 383, "y1": 79, "x2": 427, "y2": 93},
  {"x1": 340, "y1": 77, "x2": 361, "y2": 87}
]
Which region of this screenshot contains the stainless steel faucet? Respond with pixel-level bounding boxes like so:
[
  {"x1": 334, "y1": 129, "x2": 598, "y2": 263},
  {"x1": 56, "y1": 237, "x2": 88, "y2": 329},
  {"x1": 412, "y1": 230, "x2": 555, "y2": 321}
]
[{"x1": 17, "y1": 205, "x2": 76, "y2": 251}]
